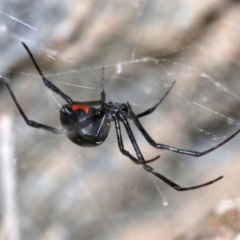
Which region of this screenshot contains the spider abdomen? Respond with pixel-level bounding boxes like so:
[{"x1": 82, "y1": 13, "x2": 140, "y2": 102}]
[{"x1": 60, "y1": 104, "x2": 111, "y2": 147}]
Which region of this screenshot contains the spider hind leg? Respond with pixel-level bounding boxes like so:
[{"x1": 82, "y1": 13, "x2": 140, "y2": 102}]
[{"x1": 118, "y1": 111, "x2": 223, "y2": 191}]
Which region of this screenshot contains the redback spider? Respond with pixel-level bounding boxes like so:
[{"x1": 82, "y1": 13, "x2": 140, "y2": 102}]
[{"x1": 2, "y1": 42, "x2": 240, "y2": 191}]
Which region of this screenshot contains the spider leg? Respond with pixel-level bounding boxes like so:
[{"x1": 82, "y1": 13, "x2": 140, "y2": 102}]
[
  {"x1": 137, "y1": 80, "x2": 176, "y2": 118},
  {"x1": 119, "y1": 112, "x2": 223, "y2": 191},
  {"x1": 72, "y1": 66, "x2": 106, "y2": 106},
  {"x1": 128, "y1": 102, "x2": 240, "y2": 157},
  {"x1": 3, "y1": 79, "x2": 65, "y2": 134},
  {"x1": 114, "y1": 117, "x2": 159, "y2": 164},
  {"x1": 22, "y1": 42, "x2": 73, "y2": 104},
  {"x1": 142, "y1": 165, "x2": 223, "y2": 191},
  {"x1": 101, "y1": 66, "x2": 106, "y2": 102}
]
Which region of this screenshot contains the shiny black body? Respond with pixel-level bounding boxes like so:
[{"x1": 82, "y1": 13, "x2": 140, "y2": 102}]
[
  {"x1": 3, "y1": 42, "x2": 240, "y2": 191},
  {"x1": 60, "y1": 103, "x2": 111, "y2": 147}
]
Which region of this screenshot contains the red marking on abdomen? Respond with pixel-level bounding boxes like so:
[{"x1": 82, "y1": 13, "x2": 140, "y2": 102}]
[{"x1": 71, "y1": 104, "x2": 90, "y2": 113}]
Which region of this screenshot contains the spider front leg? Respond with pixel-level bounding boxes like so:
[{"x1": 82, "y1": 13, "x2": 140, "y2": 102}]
[
  {"x1": 2, "y1": 79, "x2": 65, "y2": 134},
  {"x1": 128, "y1": 102, "x2": 240, "y2": 157},
  {"x1": 22, "y1": 42, "x2": 74, "y2": 104},
  {"x1": 22, "y1": 43, "x2": 105, "y2": 105},
  {"x1": 119, "y1": 112, "x2": 222, "y2": 191}
]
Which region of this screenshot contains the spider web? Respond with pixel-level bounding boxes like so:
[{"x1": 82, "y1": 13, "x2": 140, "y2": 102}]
[{"x1": 1, "y1": 1, "x2": 240, "y2": 240}]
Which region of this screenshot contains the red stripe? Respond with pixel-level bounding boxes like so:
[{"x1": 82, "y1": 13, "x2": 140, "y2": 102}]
[{"x1": 71, "y1": 104, "x2": 90, "y2": 113}]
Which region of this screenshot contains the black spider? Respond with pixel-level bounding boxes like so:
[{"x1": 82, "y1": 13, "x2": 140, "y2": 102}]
[{"x1": 2, "y1": 42, "x2": 240, "y2": 191}]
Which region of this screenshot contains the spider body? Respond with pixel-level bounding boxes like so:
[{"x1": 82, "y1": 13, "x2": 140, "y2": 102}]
[
  {"x1": 60, "y1": 102, "x2": 128, "y2": 147},
  {"x1": 2, "y1": 42, "x2": 240, "y2": 191}
]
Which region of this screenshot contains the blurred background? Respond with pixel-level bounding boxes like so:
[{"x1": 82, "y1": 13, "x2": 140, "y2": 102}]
[{"x1": 1, "y1": 0, "x2": 240, "y2": 239}]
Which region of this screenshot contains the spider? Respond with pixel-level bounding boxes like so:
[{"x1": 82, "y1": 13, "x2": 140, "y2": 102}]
[{"x1": 2, "y1": 42, "x2": 240, "y2": 191}]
